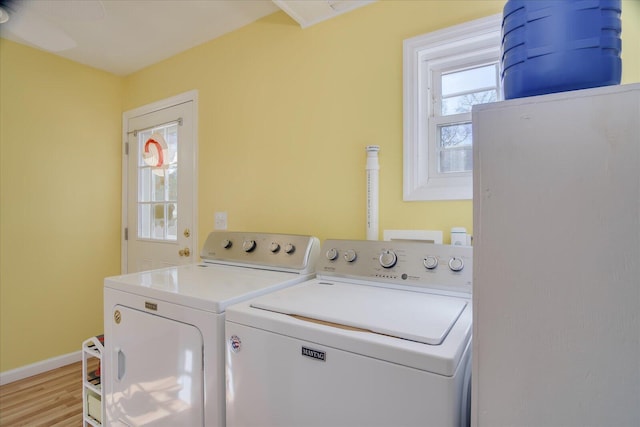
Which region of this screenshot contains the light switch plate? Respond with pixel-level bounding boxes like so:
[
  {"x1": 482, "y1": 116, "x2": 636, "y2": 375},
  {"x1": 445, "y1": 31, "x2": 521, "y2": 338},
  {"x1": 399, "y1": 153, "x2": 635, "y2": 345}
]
[{"x1": 214, "y1": 212, "x2": 227, "y2": 230}]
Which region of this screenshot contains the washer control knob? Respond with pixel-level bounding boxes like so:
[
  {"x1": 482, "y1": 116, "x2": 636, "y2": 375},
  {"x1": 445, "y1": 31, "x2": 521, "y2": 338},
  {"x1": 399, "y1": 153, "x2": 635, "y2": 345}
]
[
  {"x1": 343, "y1": 249, "x2": 357, "y2": 263},
  {"x1": 221, "y1": 239, "x2": 232, "y2": 249},
  {"x1": 379, "y1": 250, "x2": 397, "y2": 268},
  {"x1": 423, "y1": 255, "x2": 438, "y2": 270},
  {"x1": 284, "y1": 243, "x2": 295, "y2": 254},
  {"x1": 269, "y1": 242, "x2": 281, "y2": 253},
  {"x1": 448, "y1": 257, "x2": 464, "y2": 272},
  {"x1": 326, "y1": 248, "x2": 339, "y2": 261},
  {"x1": 242, "y1": 240, "x2": 257, "y2": 252}
]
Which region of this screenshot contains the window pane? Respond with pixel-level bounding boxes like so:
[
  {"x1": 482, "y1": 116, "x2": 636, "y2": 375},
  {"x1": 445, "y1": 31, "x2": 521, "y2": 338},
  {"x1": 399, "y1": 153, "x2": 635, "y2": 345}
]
[
  {"x1": 439, "y1": 148, "x2": 473, "y2": 173},
  {"x1": 438, "y1": 123, "x2": 473, "y2": 173},
  {"x1": 152, "y1": 204, "x2": 165, "y2": 240},
  {"x1": 439, "y1": 123, "x2": 472, "y2": 148},
  {"x1": 442, "y1": 89, "x2": 497, "y2": 115},
  {"x1": 139, "y1": 168, "x2": 151, "y2": 202},
  {"x1": 138, "y1": 204, "x2": 151, "y2": 239},
  {"x1": 167, "y1": 203, "x2": 178, "y2": 241},
  {"x1": 166, "y1": 166, "x2": 177, "y2": 201},
  {"x1": 165, "y1": 126, "x2": 178, "y2": 166},
  {"x1": 138, "y1": 130, "x2": 152, "y2": 166},
  {"x1": 152, "y1": 173, "x2": 165, "y2": 201},
  {"x1": 442, "y1": 64, "x2": 497, "y2": 96}
]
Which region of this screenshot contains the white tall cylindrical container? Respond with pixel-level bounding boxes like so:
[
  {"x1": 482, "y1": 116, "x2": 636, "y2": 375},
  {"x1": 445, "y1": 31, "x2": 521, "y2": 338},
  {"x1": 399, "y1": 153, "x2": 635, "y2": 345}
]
[{"x1": 366, "y1": 146, "x2": 380, "y2": 241}]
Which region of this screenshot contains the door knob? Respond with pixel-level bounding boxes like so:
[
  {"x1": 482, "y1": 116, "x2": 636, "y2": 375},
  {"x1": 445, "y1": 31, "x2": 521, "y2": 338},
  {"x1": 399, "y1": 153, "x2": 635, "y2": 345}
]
[{"x1": 179, "y1": 247, "x2": 191, "y2": 257}]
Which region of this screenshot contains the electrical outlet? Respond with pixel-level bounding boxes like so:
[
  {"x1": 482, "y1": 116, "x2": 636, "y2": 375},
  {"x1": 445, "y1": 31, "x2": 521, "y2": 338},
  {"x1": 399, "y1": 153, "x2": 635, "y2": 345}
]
[{"x1": 214, "y1": 212, "x2": 227, "y2": 230}]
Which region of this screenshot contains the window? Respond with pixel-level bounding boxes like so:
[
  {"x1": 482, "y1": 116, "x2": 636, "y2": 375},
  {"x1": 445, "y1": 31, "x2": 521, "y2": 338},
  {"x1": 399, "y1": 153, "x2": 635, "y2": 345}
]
[
  {"x1": 137, "y1": 122, "x2": 179, "y2": 241},
  {"x1": 403, "y1": 14, "x2": 502, "y2": 201}
]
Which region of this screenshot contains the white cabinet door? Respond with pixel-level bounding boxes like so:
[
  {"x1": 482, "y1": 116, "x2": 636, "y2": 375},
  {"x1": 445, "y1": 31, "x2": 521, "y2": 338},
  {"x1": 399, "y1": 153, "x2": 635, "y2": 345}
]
[
  {"x1": 472, "y1": 85, "x2": 640, "y2": 427},
  {"x1": 108, "y1": 305, "x2": 203, "y2": 426}
]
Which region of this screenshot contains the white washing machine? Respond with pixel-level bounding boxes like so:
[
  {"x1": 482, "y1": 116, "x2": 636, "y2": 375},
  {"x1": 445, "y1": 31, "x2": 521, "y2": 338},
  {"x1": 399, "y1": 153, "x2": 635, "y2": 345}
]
[
  {"x1": 225, "y1": 239, "x2": 473, "y2": 427},
  {"x1": 103, "y1": 231, "x2": 319, "y2": 427}
]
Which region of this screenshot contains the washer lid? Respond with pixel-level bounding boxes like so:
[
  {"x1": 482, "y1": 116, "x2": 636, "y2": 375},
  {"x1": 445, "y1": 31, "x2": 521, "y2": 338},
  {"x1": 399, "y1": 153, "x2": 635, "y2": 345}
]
[{"x1": 250, "y1": 281, "x2": 467, "y2": 345}]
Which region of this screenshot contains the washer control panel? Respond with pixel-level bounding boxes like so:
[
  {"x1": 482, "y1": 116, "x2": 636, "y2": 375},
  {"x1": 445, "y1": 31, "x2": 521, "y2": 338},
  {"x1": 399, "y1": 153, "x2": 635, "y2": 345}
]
[
  {"x1": 317, "y1": 239, "x2": 472, "y2": 294},
  {"x1": 200, "y1": 231, "x2": 320, "y2": 273}
]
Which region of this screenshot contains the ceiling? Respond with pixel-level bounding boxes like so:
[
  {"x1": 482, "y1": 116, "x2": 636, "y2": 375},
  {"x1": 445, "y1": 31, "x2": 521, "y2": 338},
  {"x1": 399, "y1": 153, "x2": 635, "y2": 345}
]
[{"x1": 0, "y1": 0, "x2": 373, "y2": 76}]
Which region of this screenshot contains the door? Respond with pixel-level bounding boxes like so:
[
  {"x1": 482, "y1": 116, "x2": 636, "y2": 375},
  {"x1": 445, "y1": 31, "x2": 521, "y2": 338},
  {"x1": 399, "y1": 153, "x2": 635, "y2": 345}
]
[
  {"x1": 109, "y1": 305, "x2": 204, "y2": 426},
  {"x1": 124, "y1": 92, "x2": 197, "y2": 273}
]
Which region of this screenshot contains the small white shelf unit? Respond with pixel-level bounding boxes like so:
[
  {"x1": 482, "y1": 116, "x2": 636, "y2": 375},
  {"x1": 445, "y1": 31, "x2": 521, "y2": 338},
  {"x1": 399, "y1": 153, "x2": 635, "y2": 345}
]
[{"x1": 82, "y1": 335, "x2": 104, "y2": 426}]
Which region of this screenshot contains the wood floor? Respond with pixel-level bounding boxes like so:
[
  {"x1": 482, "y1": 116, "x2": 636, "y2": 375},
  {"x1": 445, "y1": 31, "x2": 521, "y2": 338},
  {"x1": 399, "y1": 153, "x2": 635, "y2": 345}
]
[{"x1": 0, "y1": 362, "x2": 89, "y2": 426}]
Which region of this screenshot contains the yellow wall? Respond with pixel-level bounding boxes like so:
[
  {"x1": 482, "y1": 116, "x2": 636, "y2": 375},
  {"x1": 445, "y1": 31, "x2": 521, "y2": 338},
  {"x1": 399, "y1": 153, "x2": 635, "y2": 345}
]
[
  {"x1": 125, "y1": 0, "x2": 639, "y2": 252},
  {"x1": 622, "y1": 0, "x2": 640, "y2": 82},
  {"x1": 0, "y1": 39, "x2": 124, "y2": 371},
  {"x1": 0, "y1": 0, "x2": 638, "y2": 373},
  {"x1": 124, "y1": 1, "x2": 506, "y2": 251}
]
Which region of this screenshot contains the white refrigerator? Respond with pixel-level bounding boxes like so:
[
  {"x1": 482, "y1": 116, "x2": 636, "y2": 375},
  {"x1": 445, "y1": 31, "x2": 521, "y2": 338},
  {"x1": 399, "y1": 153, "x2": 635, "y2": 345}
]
[{"x1": 472, "y1": 84, "x2": 639, "y2": 427}]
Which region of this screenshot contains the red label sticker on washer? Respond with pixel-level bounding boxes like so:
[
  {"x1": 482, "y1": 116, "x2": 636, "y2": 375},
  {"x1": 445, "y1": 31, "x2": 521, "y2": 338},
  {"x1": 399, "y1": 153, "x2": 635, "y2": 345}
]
[{"x1": 230, "y1": 335, "x2": 242, "y2": 353}]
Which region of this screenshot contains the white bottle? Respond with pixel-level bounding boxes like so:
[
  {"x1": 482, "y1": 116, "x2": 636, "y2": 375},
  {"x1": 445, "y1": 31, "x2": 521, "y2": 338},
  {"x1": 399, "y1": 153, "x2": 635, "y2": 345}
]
[{"x1": 451, "y1": 227, "x2": 467, "y2": 246}]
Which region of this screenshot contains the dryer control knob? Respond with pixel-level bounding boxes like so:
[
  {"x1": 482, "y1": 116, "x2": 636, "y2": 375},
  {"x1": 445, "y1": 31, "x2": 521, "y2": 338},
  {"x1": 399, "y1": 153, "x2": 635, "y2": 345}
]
[
  {"x1": 270, "y1": 242, "x2": 281, "y2": 253},
  {"x1": 379, "y1": 250, "x2": 397, "y2": 268},
  {"x1": 326, "y1": 248, "x2": 339, "y2": 260},
  {"x1": 423, "y1": 255, "x2": 438, "y2": 269},
  {"x1": 448, "y1": 257, "x2": 464, "y2": 272},
  {"x1": 284, "y1": 243, "x2": 295, "y2": 254},
  {"x1": 243, "y1": 240, "x2": 257, "y2": 252},
  {"x1": 222, "y1": 239, "x2": 232, "y2": 249},
  {"x1": 344, "y1": 249, "x2": 357, "y2": 263}
]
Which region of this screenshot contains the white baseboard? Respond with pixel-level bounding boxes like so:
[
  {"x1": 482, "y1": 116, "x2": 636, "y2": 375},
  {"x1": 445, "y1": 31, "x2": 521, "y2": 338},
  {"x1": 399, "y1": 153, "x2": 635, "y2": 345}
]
[{"x1": 0, "y1": 351, "x2": 82, "y2": 386}]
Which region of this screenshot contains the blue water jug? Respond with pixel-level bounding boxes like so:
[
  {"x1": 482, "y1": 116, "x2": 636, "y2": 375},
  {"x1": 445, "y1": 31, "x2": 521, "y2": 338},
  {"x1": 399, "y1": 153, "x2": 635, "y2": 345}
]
[{"x1": 502, "y1": 0, "x2": 622, "y2": 99}]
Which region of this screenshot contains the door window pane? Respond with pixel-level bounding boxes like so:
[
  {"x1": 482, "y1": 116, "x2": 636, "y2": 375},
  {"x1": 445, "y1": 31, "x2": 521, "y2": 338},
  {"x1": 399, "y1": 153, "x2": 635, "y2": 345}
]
[
  {"x1": 165, "y1": 127, "x2": 178, "y2": 166},
  {"x1": 153, "y1": 173, "x2": 165, "y2": 201},
  {"x1": 139, "y1": 168, "x2": 151, "y2": 202},
  {"x1": 166, "y1": 166, "x2": 177, "y2": 201},
  {"x1": 152, "y1": 204, "x2": 165, "y2": 240},
  {"x1": 167, "y1": 203, "x2": 178, "y2": 240},
  {"x1": 138, "y1": 204, "x2": 151, "y2": 239}
]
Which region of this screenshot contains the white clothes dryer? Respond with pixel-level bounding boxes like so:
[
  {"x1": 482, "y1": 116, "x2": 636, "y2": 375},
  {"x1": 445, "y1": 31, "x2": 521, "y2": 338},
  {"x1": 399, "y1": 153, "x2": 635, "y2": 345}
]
[
  {"x1": 225, "y1": 239, "x2": 473, "y2": 427},
  {"x1": 103, "y1": 231, "x2": 319, "y2": 427}
]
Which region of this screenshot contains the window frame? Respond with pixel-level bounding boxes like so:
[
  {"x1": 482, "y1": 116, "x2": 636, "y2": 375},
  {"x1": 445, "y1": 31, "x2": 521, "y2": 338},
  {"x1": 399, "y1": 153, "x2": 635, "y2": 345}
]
[{"x1": 403, "y1": 14, "x2": 502, "y2": 201}]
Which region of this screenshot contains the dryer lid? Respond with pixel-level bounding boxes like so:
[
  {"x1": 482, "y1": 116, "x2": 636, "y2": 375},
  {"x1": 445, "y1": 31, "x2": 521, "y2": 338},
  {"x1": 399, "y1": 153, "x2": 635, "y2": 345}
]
[
  {"x1": 104, "y1": 263, "x2": 311, "y2": 313},
  {"x1": 250, "y1": 280, "x2": 467, "y2": 345}
]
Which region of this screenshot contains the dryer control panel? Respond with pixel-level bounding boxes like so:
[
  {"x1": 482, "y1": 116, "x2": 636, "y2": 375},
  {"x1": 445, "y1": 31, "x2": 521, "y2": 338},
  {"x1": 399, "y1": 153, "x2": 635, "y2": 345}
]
[
  {"x1": 200, "y1": 231, "x2": 320, "y2": 273},
  {"x1": 317, "y1": 239, "x2": 472, "y2": 295}
]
